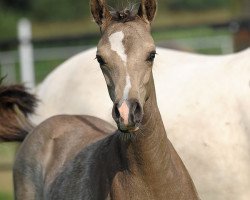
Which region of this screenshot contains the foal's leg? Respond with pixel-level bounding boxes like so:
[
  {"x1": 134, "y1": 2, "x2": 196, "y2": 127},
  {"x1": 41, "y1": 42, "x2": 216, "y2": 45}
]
[
  {"x1": 14, "y1": 174, "x2": 36, "y2": 200},
  {"x1": 13, "y1": 158, "x2": 44, "y2": 200}
]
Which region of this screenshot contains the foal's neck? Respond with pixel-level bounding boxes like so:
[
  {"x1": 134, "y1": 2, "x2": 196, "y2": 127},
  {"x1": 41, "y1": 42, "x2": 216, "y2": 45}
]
[
  {"x1": 130, "y1": 80, "x2": 169, "y2": 169},
  {"x1": 122, "y1": 79, "x2": 198, "y2": 199},
  {"x1": 127, "y1": 80, "x2": 170, "y2": 187}
]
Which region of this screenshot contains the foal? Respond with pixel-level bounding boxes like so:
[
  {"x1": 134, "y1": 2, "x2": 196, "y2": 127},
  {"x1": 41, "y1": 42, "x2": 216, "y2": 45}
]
[{"x1": 12, "y1": 0, "x2": 199, "y2": 199}]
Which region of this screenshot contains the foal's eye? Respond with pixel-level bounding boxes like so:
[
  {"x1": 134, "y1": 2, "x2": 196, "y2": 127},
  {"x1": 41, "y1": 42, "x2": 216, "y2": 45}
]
[
  {"x1": 96, "y1": 55, "x2": 106, "y2": 65},
  {"x1": 147, "y1": 51, "x2": 157, "y2": 62}
]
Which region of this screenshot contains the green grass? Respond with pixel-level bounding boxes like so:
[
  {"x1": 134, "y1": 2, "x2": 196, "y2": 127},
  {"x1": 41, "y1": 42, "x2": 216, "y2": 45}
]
[
  {"x1": 10, "y1": 59, "x2": 64, "y2": 84},
  {"x1": 0, "y1": 144, "x2": 16, "y2": 200},
  {"x1": 34, "y1": 60, "x2": 64, "y2": 83},
  {"x1": 154, "y1": 8, "x2": 233, "y2": 28},
  {"x1": 0, "y1": 144, "x2": 17, "y2": 165},
  {"x1": 152, "y1": 27, "x2": 229, "y2": 41},
  {"x1": 0, "y1": 192, "x2": 13, "y2": 200},
  {"x1": 32, "y1": 18, "x2": 98, "y2": 39}
]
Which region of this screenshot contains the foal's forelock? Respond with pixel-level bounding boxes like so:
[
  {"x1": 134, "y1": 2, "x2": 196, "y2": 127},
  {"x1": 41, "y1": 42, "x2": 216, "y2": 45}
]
[{"x1": 109, "y1": 4, "x2": 138, "y2": 23}]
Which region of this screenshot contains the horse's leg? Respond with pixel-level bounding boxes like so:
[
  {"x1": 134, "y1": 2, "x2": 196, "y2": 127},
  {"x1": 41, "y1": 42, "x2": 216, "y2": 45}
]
[
  {"x1": 13, "y1": 159, "x2": 44, "y2": 200},
  {"x1": 14, "y1": 173, "x2": 36, "y2": 200}
]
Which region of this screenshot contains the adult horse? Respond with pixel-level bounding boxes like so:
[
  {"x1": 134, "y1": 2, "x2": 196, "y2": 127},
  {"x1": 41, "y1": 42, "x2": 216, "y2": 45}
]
[
  {"x1": 33, "y1": 25, "x2": 250, "y2": 200},
  {"x1": 4, "y1": 0, "x2": 199, "y2": 199}
]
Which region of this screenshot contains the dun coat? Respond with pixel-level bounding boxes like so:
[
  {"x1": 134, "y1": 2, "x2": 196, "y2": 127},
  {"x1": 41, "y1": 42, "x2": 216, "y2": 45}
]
[{"x1": 1, "y1": 1, "x2": 199, "y2": 199}]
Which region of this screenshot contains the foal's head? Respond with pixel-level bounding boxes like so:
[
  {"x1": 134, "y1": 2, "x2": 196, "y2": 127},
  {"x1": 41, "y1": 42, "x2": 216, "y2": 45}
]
[{"x1": 91, "y1": 0, "x2": 157, "y2": 133}]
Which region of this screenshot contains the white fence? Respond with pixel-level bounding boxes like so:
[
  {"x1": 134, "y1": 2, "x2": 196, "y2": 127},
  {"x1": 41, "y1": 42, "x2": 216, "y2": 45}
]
[
  {"x1": 18, "y1": 19, "x2": 35, "y2": 89},
  {"x1": 0, "y1": 45, "x2": 92, "y2": 85},
  {"x1": 0, "y1": 18, "x2": 234, "y2": 87}
]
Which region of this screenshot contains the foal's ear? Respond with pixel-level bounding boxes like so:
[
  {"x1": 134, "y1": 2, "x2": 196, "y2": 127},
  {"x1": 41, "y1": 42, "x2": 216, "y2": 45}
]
[
  {"x1": 138, "y1": 0, "x2": 157, "y2": 23},
  {"x1": 90, "y1": 0, "x2": 111, "y2": 27}
]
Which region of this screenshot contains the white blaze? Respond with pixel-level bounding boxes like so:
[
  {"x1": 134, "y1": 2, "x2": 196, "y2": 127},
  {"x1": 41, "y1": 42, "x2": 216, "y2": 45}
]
[
  {"x1": 109, "y1": 31, "x2": 131, "y2": 100},
  {"x1": 123, "y1": 75, "x2": 131, "y2": 100},
  {"x1": 109, "y1": 31, "x2": 127, "y2": 63}
]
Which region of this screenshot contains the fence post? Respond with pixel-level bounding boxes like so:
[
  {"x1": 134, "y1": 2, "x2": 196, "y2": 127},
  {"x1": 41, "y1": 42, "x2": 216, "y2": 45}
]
[{"x1": 18, "y1": 18, "x2": 35, "y2": 89}]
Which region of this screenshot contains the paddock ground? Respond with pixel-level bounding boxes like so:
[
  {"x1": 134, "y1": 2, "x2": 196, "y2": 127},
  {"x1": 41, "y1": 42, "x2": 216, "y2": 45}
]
[
  {"x1": 0, "y1": 170, "x2": 13, "y2": 200},
  {"x1": 0, "y1": 143, "x2": 16, "y2": 200}
]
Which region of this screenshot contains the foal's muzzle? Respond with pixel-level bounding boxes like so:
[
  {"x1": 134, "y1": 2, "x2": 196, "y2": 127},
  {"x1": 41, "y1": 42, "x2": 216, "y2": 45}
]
[{"x1": 112, "y1": 99, "x2": 143, "y2": 132}]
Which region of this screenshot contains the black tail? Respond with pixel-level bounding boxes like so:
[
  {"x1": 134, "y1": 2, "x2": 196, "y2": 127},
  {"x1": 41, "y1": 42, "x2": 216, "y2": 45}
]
[{"x1": 0, "y1": 81, "x2": 37, "y2": 142}]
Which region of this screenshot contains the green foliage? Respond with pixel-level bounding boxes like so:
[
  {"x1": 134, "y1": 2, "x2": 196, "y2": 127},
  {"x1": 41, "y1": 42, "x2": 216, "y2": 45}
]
[
  {"x1": 0, "y1": 9, "x2": 19, "y2": 40},
  {"x1": 0, "y1": 0, "x2": 239, "y2": 40},
  {"x1": 0, "y1": 0, "x2": 90, "y2": 21},
  {"x1": 0, "y1": 0, "x2": 31, "y2": 11},
  {"x1": 30, "y1": 0, "x2": 89, "y2": 21},
  {"x1": 165, "y1": 0, "x2": 229, "y2": 11},
  {"x1": 0, "y1": 0, "x2": 233, "y2": 22}
]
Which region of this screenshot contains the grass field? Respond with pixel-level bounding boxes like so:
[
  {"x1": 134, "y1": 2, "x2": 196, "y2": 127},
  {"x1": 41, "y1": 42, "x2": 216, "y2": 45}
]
[
  {"x1": 0, "y1": 143, "x2": 17, "y2": 200},
  {"x1": 36, "y1": 60, "x2": 64, "y2": 83},
  {"x1": 0, "y1": 171, "x2": 13, "y2": 200}
]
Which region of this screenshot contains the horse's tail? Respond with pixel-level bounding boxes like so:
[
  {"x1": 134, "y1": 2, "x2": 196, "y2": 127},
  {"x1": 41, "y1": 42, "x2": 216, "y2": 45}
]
[{"x1": 0, "y1": 82, "x2": 37, "y2": 142}]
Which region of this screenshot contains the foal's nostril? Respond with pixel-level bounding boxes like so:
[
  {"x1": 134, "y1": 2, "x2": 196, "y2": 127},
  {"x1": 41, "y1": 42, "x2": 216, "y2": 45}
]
[
  {"x1": 131, "y1": 101, "x2": 143, "y2": 124},
  {"x1": 112, "y1": 100, "x2": 143, "y2": 130},
  {"x1": 112, "y1": 103, "x2": 120, "y2": 122}
]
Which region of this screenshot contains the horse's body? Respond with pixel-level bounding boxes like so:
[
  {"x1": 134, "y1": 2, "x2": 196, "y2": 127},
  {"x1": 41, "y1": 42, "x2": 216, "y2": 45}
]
[
  {"x1": 14, "y1": 115, "x2": 115, "y2": 199},
  {"x1": 34, "y1": 45, "x2": 250, "y2": 199},
  {"x1": 14, "y1": 113, "x2": 198, "y2": 199},
  {"x1": 11, "y1": 0, "x2": 199, "y2": 199}
]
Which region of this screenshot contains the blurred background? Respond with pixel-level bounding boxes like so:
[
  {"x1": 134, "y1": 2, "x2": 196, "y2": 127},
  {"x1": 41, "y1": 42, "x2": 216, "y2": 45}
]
[{"x1": 0, "y1": 0, "x2": 249, "y2": 199}]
